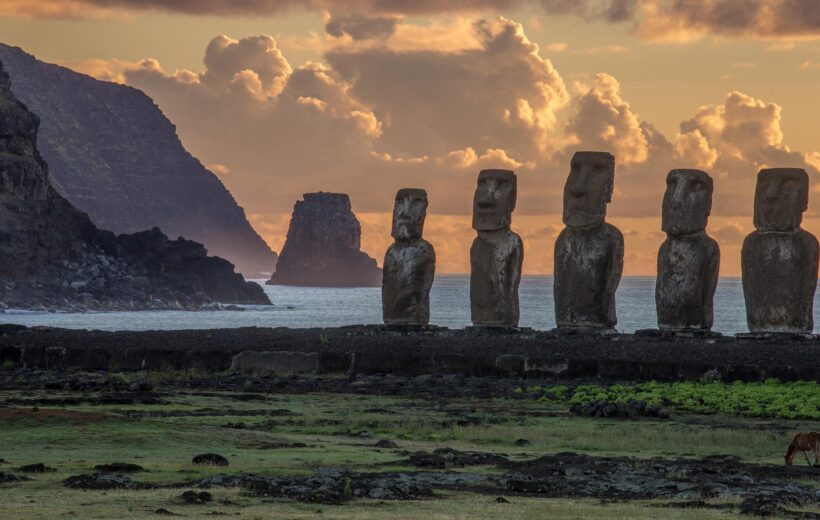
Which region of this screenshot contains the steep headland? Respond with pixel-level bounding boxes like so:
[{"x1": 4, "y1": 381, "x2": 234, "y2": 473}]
[
  {"x1": 0, "y1": 57, "x2": 270, "y2": 310},
  {"x1": 268, "y1": 192, "x2": 381, "y2": 287},
  {"x1": 0, "y1": 44, "x2": 277, "y2": 276}
]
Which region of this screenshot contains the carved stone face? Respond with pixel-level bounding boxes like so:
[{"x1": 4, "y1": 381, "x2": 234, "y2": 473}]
[
  {"x1": 472, "y1": 169, "x2": 517, "y2": 231},
  {"x1": 754, "y1": 168, "x2": 808, "y2": 232},
  {"x1": 662, "y1": 169, "x2": 713, "y2": 236},
  {"x1": 563, "y1": 151, "x2": 615, "y2": 227},
  {"x1": 392, "y1": 188, "x2": 428, "y2": 240}
]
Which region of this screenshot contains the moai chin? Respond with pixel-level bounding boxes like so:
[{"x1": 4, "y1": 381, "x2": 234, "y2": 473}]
[
  {"x1": 742, "y1": 168, "x2": 819, "y2": 333},
  {"x1": 554, "y1": 151, "x2": 624, "y2": 330},
  {"x1": 655, "y1": 169, "x2": 720, "y2": 331},
  {"x1": 382, "y1": 188, "x2": 436, "y2": 325},
  {"x1": 470, "y1": 169, "x2": 523, "y2": 327}
]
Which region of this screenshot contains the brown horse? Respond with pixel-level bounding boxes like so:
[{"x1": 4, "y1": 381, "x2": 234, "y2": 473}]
[{"x1": 784, "y1": 432, "x2": 820, "y2": 466}]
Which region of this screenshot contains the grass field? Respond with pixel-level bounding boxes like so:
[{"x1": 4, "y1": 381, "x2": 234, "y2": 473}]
[{"x1": 0, "y1": 380, "x2": 818, "y2": 519}]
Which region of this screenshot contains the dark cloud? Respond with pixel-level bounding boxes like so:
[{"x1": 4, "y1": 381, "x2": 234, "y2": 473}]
[{"x1": 325, "y1": 14, "x2": 399, "y2": 40}]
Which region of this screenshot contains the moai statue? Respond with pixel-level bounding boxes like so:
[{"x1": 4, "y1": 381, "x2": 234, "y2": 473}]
[
  {"x1": 742, "y1": 168, "x2": 819, "y2": 333},
  {"x1": 382, "y1": 189, "x2": 436, "y2": 325},
  {"x1": 656, "y1": 169, "x2": 720, "y2": 331},
  {"x1": 470, "y1": 169, "x2": 523, "y2": 327},
  {"x1": 554, "y1": 151, "x2": 624, "y2": 330}
]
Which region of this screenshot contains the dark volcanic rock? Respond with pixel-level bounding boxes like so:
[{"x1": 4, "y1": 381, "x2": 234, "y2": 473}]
[
  {"x1": 192, "y1": 453, "x2": 229, "y2": 467},
  {"x1": 94, "y1": 463, "x2": 144, "y2": 473},
  {"x1": 268, "y1": 192, "x2": 381, "y2": 287},
  {"x1": 180, "y1": 490, "x2": 213, "y2": 504},
  {"x1": 63, "y1": 473, "x2": 148, "y2": 490},
  {"x1": 0, "y1": 58, "x2": 269, "y2": 310},
  {"x1": 0, "y1": 44, "x2": 277, "y2": 276},
  {"x1": 0, "y1": 471, "x2": 30, "y2": 483},
  {"x1": 16, "y1": 463, "x2": 56, "y2": 473}
]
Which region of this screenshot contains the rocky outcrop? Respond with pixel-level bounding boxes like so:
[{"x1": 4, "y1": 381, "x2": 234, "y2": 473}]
[
  {"x1": 268, "y1": 193, "x2": 381, "y2": 287},
  {"x1": 0, "y1": 57, "x2": 269, "y2": 311},
  {"x1": 0, "y1": 44, "x2": 277, "y2": 276}
]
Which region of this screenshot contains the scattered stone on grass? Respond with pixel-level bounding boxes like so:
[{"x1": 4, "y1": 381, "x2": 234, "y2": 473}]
[
  {"x1": 192, "y1": 453, "x2": 229, "y2": 467},
  {"x1": 94, "y1": 463, "x2": 144, "y2": 473},
  {"x1": 254, "y1": 442, "x2": 309, "y2": 449},
  {"x1": 408, "y1": 448, "x2": 508, "y2": 468},
  {"x1": 495, "y1": 496, "x2": 510, "y2": 503},
  {"x1": 374, "y1": 439, "x2": 399, "y2": 449},
  {"x1": 0, "y1": 471, "x2": 30, "y2": 483},
  {"x1": 154, "y1": 508, "x2": 178, "y2": 516},
  {"x1": 513, "y1": 439, "x2": 530, "y2": 446},
  {"x1": 63, "y1": 473, "x2": 149, "y2": 490},
  {"x1": 181, "y1": 490, "x2": 213, "y2": 504},
  {"x1": 193, "y1": 469, "x2": 484, "y2": 504},
  {"x1": 16, "y1": 463, "x2": 56, "y2": 473}
]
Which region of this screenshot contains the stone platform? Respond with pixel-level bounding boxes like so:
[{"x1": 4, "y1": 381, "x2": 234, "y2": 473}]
[{"x1": 0, "y1": 325, "x2": 818, "y2": 382}]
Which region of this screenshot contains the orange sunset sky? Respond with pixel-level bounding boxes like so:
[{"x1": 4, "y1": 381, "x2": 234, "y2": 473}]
[{"x1": 2, "y1": 0, "x2": 820, "y2": 276}]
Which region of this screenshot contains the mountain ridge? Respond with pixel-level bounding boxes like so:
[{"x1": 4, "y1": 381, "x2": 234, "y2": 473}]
[{"x1": 0, "y1": 43, "x2": 277, "y2": 276}]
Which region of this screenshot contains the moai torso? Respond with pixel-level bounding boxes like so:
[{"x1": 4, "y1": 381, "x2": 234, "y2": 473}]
[
  {"x1": 469, "y1": 169, "x2": 523, "y2": 327},
  {"x1": 655, "y1": 169, "x2": 720, "y2": 331},
  {"x1": 383, "y1": 240, "x2": 435, "y2": 324},
  {"x1": 554, "y1": 223, "x2": 623, "y2": 328},
  {"x1": 553, "y1": 151, "x2": 623, "y2": 330},
  {"x1": 656, "y1": 233, "x2": 719, "y2": 330},
  {"x1": 382, "y1": 188, "x2": 436, "y2": 325},
  {"x1": 741, "y1": 168, "x2": 819, "y2": 333},
  {"x1": 470, "y1": 229, "x2": 523, "y2": 326},
  {"x1": 742, "y1": 229, "x2": 818, "y2": 333}
]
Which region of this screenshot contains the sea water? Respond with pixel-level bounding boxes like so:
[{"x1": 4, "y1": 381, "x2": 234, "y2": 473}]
[{"x1": 0, "y1": 276, "x2": 769, "y2": 334}]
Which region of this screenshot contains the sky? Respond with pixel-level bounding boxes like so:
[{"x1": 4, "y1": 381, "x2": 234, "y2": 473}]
[{"x1": 2, "y1": 0, "x2": 820, "y2": 276}]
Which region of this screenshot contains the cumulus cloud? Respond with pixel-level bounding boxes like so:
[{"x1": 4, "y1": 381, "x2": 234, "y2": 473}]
[
  {"x1": 674, "y1": 91, "x2": 819, "y2": 216},
  {"x1": 564, "y1": 73, "x2": 649, "y2": 164},
  {"x1": 70, "y1": 16, "x2": 820, "y2": 275},
  {"x1": 326, "y1": 18, "x2": 568, "y2": 160}
]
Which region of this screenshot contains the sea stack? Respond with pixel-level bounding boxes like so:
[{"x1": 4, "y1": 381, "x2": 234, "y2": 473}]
[
  {"x1": 268, "y1": 192, "x2": 381, "y2": 287},
  {"x1": 656, "y1": 169, "x2": 720, "y2": 332},
  {"x1": 554, "y1": 151, "x2": 624, "y2": 331},
  {"x1": 741, "y1": 168, "x2": 818, "y2": 333}
]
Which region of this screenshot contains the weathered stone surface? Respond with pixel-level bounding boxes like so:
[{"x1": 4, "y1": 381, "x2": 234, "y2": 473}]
[
  {"x1": 742, "y1": 169, "x2": 819, "y2": 333},
  {"x1": 230, "y1": 350, "x2": 320, "y2": 374},
  {"x1": 0, "y1": 58, "x2": 269, "y2": 310},
  {"x1": 383, "y1": 188, "x2": 435, "y2": 325},
  {"x1": 656, "y1": 169, "x2": 720, "y2": 331},
  {"x1": 470, "y1": 170, "x2": 523, "y2": 327},
  {"x1": 268, "y1": 192, "x2": 381, "y2": 287},
  {"x1": 0, "y1": 44, "x2": 277, "y2": 276},
  {"x1": 554, "y1": 152, "x2": 623, "y2": 329}
]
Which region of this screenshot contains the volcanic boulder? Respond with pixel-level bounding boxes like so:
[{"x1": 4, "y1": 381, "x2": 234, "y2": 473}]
[{"x1": 268, "y1": 193, "x2": 381, "y2": 287}]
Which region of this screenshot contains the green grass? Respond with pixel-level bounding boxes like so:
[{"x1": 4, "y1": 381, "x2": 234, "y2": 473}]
[{"x1": 0, "y1": 387, "x2": 817, "y2": 518}]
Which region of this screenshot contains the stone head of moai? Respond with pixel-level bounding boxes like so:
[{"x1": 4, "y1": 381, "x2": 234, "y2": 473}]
[
  {"x1": 472, "y1": 169, "x2": 517, "y2": 231},
  {"x1": 662, "y1": 169, "x2": 713, "y2": 236},
  {"x1": 753, "y1": 168, "x2": 808, "y2": 232},
  {"x1": 563, "y1": 151, "x2": 615, "y2": 228},
  {"x1": 392, "y1": 188, "x2": 428, "y2": 241}
]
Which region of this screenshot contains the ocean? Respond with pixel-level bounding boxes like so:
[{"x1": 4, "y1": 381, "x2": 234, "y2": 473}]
[{"x1": 0, "y1": 275, "x2": 771, "y2": 334}]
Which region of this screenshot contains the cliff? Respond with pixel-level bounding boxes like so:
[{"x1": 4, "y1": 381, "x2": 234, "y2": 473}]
[
  {"x1": 0, "y1": 44, "x2": 277, "y2": 276},
  {"x1": 0, "y1": 57, "x2": 270, "y2": 310},
  {"x1": 268, "y1": 193, "x2": 381, "y2": 287}
]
